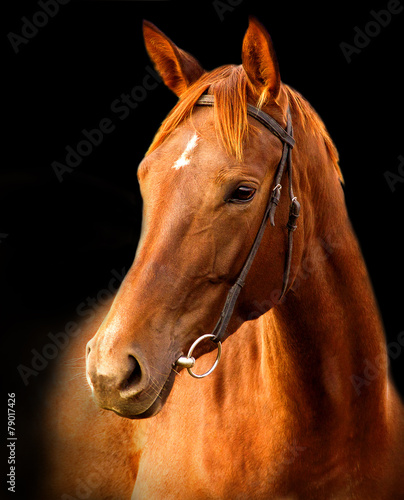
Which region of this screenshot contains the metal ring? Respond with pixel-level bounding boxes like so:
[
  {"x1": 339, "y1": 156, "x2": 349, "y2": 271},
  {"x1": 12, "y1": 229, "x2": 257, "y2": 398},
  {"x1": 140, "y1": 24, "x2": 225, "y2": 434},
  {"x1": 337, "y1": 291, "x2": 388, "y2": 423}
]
[{"x1": 176, "y1": 334, "x2": 222, "y2": 379}]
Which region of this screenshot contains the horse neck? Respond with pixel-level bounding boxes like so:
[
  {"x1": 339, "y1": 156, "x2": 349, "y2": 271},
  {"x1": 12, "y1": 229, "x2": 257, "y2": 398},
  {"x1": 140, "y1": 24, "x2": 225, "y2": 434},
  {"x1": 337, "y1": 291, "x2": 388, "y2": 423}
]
[{"x1": 260, "y1": 123, "x2": 389, "y2": 436}]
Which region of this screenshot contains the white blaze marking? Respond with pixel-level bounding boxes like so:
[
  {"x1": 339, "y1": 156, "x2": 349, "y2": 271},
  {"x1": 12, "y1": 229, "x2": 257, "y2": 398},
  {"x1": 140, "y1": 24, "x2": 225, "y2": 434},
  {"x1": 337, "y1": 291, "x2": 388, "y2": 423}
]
[{"x1": 172, "y1": 133, "x2": 199, "y2": 170}]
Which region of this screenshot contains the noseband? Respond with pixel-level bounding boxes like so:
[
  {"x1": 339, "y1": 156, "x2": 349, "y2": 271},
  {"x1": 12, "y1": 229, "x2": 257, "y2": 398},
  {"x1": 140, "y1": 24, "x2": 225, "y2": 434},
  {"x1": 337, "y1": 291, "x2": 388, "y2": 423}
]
[{"x1": 176, "y1": 94, "x2": 300, "y2": 377}]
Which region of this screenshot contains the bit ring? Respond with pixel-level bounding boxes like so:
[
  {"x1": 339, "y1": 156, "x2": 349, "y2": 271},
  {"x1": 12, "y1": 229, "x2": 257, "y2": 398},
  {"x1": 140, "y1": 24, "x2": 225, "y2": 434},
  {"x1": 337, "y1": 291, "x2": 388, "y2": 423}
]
[{"x1": 176, "y1": 334, "x2": 222, "y2": 379}]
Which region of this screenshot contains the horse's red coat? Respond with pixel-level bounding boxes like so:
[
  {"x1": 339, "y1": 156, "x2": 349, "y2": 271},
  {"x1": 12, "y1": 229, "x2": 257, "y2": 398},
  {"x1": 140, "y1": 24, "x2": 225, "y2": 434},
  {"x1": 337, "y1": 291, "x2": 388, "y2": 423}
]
[{"x1": 43, "y1": 17, "x2": 404, "y2": 500}]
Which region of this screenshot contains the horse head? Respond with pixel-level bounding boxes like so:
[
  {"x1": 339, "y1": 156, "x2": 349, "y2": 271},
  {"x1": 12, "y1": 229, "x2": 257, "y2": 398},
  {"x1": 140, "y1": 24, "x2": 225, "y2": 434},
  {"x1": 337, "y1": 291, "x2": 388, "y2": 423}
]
[{"x1": 86, "y1": 18, "x2": 305, "y2": 418}]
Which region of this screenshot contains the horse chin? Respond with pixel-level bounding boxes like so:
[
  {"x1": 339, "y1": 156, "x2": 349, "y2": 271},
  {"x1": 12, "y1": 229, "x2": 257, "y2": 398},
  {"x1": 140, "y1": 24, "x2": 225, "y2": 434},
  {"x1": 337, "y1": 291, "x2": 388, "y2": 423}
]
[{"x1": 108, "y1": 369, "x2": 176, "y2": 420}]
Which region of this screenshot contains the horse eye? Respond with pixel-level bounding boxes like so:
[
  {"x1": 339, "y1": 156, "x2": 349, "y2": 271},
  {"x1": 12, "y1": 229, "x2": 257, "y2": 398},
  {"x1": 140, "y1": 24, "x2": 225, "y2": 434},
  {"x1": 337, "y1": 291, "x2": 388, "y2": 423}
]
[{"x1": 229, "y1": 186, "x2": 256, "y2": 203}]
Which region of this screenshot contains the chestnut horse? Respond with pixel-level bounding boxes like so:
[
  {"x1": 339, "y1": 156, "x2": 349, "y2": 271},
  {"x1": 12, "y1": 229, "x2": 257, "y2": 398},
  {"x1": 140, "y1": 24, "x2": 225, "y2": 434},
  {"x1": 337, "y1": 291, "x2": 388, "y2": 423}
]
[{"x1": 47, "y1": 18, "x2": 404, "y2": 500}]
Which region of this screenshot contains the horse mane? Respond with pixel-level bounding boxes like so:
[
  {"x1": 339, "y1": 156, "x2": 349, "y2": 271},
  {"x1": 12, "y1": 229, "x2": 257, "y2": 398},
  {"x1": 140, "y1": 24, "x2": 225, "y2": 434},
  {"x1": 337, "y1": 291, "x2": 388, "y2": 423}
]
[
  {"x1": 283, "y1": 85, "x2": 343, "y2": 181},
  {"x1": 146, "y1": 64, "x2": 342, "y2": 181}
]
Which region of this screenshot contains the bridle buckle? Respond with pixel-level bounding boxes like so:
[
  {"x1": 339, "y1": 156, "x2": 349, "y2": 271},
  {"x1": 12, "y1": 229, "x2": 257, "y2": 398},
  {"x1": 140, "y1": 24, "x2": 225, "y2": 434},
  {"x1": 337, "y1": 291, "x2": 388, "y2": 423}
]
[
  {"x1": 270, "y1": 183, "x2": 282, "y2": 205},
  {"x1": 286, "y1": 197, "x2": 300, "y2": 232}
]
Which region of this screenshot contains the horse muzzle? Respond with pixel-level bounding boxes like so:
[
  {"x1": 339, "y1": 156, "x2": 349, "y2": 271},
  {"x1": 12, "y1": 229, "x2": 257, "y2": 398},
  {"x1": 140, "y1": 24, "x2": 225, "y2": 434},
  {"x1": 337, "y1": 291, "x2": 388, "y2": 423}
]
[{"x1": 85, "y1": 338, "x2": 175, "y2": 419}]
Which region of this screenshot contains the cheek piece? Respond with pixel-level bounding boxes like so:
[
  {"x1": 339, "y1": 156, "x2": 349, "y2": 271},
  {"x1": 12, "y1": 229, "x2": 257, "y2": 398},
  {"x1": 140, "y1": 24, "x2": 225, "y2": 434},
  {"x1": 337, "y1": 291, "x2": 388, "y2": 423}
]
[{"x1": 176, "y1": 94, "x2": 300, "y2": 378}]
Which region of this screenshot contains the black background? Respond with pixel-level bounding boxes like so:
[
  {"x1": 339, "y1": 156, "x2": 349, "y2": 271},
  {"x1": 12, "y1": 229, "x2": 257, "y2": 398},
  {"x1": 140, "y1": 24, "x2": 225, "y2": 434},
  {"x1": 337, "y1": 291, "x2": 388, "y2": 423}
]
[{"x1": 3, "y1": 1, "x2": 404, "y2": 497}]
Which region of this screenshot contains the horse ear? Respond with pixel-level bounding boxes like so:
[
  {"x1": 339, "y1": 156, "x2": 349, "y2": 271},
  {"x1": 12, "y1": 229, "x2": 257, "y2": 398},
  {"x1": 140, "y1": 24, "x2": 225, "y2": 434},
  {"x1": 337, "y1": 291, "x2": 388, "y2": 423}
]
[
  {"x1": 143, "y1": 20, "x2": 205, "y2": 97},
  {"x1": 241, "y1": 17, "x2": 281, "y2": 103}
]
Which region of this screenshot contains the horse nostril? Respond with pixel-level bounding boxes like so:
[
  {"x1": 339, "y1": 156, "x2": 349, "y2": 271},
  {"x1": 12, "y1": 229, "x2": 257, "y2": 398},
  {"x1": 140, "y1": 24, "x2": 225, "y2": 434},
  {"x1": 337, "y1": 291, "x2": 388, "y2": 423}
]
[
  {"x1": 86, "y1": 341, "x2": 93, "y2": 358},
  {"x1": 120, "y1": 355, "x2": 143, "y2": 395}
]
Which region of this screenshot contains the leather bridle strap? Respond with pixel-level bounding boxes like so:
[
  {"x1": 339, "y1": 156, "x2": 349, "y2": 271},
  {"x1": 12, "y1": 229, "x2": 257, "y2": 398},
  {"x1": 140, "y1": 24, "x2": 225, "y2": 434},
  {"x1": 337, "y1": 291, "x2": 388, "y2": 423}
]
[
  {"x1": 195, "y1": 95, "x2": 300, "y2": 343},
  {"x1": 197, "y1": 95, "x2": 295, "y2": 148}
]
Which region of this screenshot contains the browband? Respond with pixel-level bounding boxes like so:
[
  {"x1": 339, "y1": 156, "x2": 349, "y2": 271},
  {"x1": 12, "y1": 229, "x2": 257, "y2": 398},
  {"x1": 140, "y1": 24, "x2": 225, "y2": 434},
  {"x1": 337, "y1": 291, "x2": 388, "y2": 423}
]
[{"x1": 196, "y1": 94, "x2": 295, "y2": 148}]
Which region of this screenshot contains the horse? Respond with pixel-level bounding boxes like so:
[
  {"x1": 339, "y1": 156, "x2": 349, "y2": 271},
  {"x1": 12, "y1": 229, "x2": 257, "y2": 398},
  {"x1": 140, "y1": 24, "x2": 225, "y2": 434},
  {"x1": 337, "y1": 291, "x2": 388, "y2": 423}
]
[{"x1": 69, "y1": 17, "x2": 404, "y2": 499}]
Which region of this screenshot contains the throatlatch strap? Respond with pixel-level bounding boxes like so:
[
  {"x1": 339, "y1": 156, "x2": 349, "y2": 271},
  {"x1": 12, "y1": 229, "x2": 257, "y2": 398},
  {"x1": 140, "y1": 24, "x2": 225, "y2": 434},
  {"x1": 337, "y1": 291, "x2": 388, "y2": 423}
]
[{"x1": 195, "y1": 97, "x2": 299, "y2": 343}]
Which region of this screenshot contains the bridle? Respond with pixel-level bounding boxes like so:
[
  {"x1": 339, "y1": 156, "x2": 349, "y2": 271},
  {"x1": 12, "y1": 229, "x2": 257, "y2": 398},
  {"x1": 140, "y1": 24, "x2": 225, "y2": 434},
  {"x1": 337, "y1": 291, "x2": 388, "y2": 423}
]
[{"x1": 176, "y1": 94, "x2": 300, "y2": 378}]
